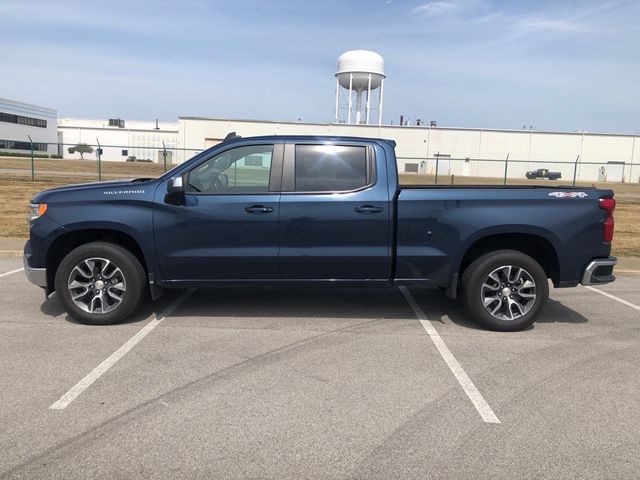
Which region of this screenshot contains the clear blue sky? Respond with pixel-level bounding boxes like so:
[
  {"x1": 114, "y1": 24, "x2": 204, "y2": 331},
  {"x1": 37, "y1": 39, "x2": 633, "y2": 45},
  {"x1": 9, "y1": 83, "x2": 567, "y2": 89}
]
[{"x1": 2, "y1": 0, "x2": 639, "y2": 133}]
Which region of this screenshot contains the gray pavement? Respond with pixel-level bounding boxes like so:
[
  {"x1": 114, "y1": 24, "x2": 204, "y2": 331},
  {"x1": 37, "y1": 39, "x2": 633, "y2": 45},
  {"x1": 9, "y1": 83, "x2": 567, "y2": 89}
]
[{"x1": 0, "y1": 256, "x2": 639, "y2": 479}]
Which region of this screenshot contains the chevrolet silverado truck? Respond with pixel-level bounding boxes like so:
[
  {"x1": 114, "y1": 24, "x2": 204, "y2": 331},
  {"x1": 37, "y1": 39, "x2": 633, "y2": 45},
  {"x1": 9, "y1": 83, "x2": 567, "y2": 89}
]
[{"x1": 24, "y1": 135, "x2": 617, "y2": 331}]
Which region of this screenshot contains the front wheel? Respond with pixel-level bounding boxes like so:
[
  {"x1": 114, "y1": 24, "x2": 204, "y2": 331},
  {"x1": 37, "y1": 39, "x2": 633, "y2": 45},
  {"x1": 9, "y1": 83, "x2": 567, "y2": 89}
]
[
  {"x1": 461, "y1": 250, "x2": 549, "y2": 331},
  {"x1": 55, "y1": 242, "x2": 147, "y2": 325}
]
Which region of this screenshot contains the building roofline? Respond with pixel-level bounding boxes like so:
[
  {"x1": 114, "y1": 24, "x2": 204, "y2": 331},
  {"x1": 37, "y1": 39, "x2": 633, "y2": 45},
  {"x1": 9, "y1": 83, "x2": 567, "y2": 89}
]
[
  {"x1": 58, "y1": 117, "x2": 178, "y2": 134},
  {"x1": 0, "y1": 97, "x2": 57, "y2": 117},
  {"x1": 177, "y1": 115, "x2": 639, "y2": 139},
  {"x1": 57, "y1": 125, "x2": 179, "y2": 134}
]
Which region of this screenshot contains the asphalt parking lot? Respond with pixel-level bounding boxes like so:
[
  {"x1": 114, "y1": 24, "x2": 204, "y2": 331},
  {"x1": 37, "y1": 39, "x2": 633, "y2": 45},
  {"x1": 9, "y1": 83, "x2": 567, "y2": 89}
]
[{"x1": 1, "y1": 256, "x2": 639, "y2": 479}]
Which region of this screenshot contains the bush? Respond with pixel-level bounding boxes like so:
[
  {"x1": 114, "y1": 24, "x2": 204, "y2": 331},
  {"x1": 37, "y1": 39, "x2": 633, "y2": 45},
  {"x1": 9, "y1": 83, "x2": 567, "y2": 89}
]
[{"x1": 126, "y1": 156, "x2": 153, "y2": 163}]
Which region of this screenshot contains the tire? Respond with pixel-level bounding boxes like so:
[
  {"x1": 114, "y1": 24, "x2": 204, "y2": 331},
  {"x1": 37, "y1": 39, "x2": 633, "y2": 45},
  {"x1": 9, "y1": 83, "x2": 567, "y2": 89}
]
[
  {"x1": 55, "y1": 242, "x2": 147, "y2": 325},
  {"x1": 461, "y1": 250, "x2": 548, "y2": 332}
]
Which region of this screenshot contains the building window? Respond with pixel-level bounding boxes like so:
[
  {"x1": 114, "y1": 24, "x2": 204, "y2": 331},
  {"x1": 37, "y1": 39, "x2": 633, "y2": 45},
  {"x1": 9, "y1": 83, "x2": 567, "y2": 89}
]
[
  {"x1": 0, "y1": 139, "x2": 47, "y2": 151},
  {"x1": 0, "y1": 111, "x2": 47, "y2": 128},
  {"x1": 404, "y1": 163, "x2": 419, "y2": 173},
  {"x1": 109, "y1": 118, "x2": 125, "y2": 128},
  {"x1": 244, "y1": 155, "x2": 264, "y2": 167},
  {"x1": 122, "y1": 149, "x2": 128, "y2": 156}
]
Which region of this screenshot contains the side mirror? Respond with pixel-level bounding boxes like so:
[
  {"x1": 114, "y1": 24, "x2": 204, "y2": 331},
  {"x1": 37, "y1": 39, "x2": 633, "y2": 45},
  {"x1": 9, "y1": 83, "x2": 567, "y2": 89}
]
[
  {"x1": 165, "y1": 176, "x2": 185, "y2": 205},
  {"x1": 167, "y1": 176, "x2": 185, "y2": 193}
]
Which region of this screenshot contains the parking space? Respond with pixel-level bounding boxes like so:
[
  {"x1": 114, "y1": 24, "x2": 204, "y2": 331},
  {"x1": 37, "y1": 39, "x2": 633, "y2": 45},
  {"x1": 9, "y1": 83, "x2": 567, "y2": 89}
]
[{"x1": 1, "y1": 256, "x2": 639, "y2": 479}]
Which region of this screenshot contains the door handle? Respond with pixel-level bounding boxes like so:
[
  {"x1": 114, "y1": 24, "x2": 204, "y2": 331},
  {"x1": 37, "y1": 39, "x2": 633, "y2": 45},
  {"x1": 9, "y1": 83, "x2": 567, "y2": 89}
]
[
  {"x1": 245, "y1": 205, "x2": 274, "y2": 214},
  {"x1": 355, "y1": 205, "x2": 384, "y2": 214}
]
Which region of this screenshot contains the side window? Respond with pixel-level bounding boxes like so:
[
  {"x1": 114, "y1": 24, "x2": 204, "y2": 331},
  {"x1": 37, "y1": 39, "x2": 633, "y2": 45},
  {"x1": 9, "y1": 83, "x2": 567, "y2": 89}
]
[
  {"x1": 187, "y1": 145, "x2": 273, "y2": 194},
  {"x1": 294, "y1": 145, "x2": 369, "y2": 192}
]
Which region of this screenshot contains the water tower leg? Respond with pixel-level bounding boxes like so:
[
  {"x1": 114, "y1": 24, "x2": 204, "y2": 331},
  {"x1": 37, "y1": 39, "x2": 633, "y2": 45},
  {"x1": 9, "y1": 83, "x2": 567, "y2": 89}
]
[
  {"x1": 366, "y1": 74, "x2": 372, "y2": 124},
  {"x1": 355, "y1": 91, "x2": 362, "y2": 124},
  {"x1": 347, "y1": 73, "x2": 353, "y2": 124},
  {"x1": 335, "y1": 77, "x2": 340, "y2": 122},
  {"x1": 378, "y1": 78, "x2": 384, "y2": 126}
]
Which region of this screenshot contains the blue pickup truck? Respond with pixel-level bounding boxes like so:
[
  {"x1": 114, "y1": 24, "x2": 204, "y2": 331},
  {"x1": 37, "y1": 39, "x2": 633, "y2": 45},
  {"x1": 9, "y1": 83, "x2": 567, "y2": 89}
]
[{"x1": 24, "y1": 135, "x2": 617, "y2": 331}]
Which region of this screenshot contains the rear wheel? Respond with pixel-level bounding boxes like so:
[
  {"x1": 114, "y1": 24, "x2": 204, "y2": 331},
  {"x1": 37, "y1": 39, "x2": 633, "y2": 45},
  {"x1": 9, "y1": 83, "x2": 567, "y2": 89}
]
[
  {"x1": 55, "y1": 242, "x2": 146, "y2": 325},
  {"x1": 461, "y1": 250, "x2": 548, "y2": 331}
]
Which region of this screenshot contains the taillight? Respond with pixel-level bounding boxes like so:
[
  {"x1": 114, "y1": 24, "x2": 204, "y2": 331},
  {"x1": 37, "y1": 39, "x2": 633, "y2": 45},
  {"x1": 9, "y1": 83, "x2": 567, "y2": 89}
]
[{"x1": 599, "y1": 197, "x2": 615, "y2": 242}]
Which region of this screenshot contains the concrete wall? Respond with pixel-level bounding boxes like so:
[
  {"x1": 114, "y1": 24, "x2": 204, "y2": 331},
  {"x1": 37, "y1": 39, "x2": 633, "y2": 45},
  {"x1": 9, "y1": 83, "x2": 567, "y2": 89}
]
[
  {"x1": 58, "y1": 118, "x2": 178, "y2": 163},
  {"x1": 178, "y1": 117, "x2": 640, "y2": 183},
  {"x1": 0, "y1": 97, "x2": 58, "y2": 155}
]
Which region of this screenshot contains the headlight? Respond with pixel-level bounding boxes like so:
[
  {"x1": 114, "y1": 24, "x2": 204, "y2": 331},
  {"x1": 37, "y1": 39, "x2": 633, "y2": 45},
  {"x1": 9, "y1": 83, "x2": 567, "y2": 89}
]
[{"x1": 27, "y1": 203, "x2": 47, "y2": 223}]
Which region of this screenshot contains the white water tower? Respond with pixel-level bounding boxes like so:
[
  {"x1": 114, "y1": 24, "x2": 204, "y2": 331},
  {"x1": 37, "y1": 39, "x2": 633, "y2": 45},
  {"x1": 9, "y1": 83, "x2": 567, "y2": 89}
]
[{"x1": 335, "y1": 50, "x2": 385, "y2": 125}]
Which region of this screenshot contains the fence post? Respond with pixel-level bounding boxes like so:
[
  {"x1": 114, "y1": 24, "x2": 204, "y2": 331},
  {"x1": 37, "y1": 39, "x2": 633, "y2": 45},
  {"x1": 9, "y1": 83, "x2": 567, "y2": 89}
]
[
  {"x1": 434, "y1": 152, "x2": 439, "y2": 185},
  {"x1": 28, "y1": 135, "x2": 34, "y2": 181},
  {"x1": 96, "y1": 138, "x2": 102, "y2": 181},
  {"x1": 503, "y1": 153, "x2": 509, "y2": 185},
  {"x1": 572, "y1": 155, "x2": 579, "y2": 186},
  {"x1": 162, "y1": 141, "x2": 167, "y2": 172},
  {"x1": 629, "y1": 135, "x2": 636, "y2": 184}
]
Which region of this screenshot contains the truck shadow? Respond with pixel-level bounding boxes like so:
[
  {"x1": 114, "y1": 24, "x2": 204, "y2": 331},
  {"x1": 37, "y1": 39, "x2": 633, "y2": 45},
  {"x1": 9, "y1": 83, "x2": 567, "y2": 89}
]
[
  {"x1": 41, "y1": 286, "x2": 588, "y2": 329},
  {"x1": 174, "y1": 285, "x2": 418, "y2": 321},
  {"x1": 414, "y1": 293, "x2": 589, "y2": 331},
  {"x1": 40, "y1": 290, "x2": 188, "y2": 326}
]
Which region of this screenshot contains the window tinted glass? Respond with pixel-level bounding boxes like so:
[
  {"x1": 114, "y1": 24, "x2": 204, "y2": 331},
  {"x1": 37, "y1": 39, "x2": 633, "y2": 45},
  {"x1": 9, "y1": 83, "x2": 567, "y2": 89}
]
[
  {"x1": 187, "y1": 145, "x2": 273, "y2": 194},
  {"x1": 294, "y1": 145, "x2": 368, "y2": 192}
]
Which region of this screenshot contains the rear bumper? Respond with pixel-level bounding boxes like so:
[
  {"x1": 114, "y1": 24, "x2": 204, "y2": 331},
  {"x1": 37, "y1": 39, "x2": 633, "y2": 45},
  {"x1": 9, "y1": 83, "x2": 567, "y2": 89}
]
[{"x1": 580, "y1": 256, "x2": 617, "y2": 286}]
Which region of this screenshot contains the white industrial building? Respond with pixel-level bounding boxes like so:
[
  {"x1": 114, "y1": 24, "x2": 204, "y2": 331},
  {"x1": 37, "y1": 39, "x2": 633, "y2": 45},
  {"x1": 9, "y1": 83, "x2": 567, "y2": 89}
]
[
  {"x1": 0, "y1": 97, "x2": 58, "y2": 156},
  {"x1": 176, "y1": 117, "x2": 639, "y2": 183},
  {"x1": 58, "y1": 118, "x2": 178, "y2": 164},
  {"x1": 53, "y1": 115, "x2": 639, "y2": 184}
]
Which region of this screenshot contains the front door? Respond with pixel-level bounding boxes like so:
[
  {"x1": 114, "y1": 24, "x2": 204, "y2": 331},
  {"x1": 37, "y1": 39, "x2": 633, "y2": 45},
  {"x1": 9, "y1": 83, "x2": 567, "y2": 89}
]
[{"x1": 154, "y1": 142, "x2": 283, "y2": 281}]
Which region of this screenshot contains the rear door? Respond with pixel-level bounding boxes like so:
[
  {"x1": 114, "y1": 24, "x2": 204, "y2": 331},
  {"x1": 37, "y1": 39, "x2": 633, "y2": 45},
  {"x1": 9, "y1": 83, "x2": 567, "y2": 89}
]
[
  {"x1": 154, "y1": 141, "x2": 283, "y2": 281},
  {"x1": 278, "y1": 142, "x2": 392, "y2": 280}
]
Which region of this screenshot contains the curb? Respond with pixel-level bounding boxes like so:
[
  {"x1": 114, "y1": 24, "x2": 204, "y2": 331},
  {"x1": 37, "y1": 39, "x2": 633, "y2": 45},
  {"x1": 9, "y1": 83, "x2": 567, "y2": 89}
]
[
  {"x1": 0, "y1": 250, "x2": 22, "y2": 257},
  {"x1": 615, "y1": 269, "x2": 640, "y2": 276}
]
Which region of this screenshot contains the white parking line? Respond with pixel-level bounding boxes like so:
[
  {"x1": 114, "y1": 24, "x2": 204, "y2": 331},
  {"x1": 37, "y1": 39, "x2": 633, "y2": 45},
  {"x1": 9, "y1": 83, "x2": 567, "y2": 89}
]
[
  {"x1": 0, "y1": 267, "x2": 24, "y2": 278},
  {"x1": 583, "y1": 285, "x2": 640, "y2": 312},
  {"x1": 399, "y1": 286, "x2": 501, "y2": 424},
  {"x1": 49, "y1": 288, "x2": 195, "y2": 410}
]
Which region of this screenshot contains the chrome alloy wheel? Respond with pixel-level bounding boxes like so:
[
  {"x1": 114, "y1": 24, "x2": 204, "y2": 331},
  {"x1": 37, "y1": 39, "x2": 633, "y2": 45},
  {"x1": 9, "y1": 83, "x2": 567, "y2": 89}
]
[
  {"x1": 481, "y1": 265, "x2": 536, "y2": 321},
  {"x1": 67, "y1": 258, "x2": 126, "y2": 314}
]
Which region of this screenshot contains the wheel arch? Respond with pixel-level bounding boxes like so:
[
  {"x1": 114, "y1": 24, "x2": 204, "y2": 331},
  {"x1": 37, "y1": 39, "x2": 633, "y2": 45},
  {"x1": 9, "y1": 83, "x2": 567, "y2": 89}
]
[
  {"x1": 46, "y1": 228, "x2": 149, "y2": 293},
  {"x1": 456, "y1": 230, "x2": 562, "y2": 286}
]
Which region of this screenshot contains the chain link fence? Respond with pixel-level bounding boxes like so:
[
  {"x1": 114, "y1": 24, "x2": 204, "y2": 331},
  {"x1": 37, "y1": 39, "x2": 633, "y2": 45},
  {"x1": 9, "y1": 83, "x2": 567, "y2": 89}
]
[
  {"x1": 1, "y1": 141, "x2": 639, "y2": 186},
  {"x1": 0, "y1": 142, "x2": 203, "y2": 182},
  {"x1": 396, "y1": 155, "x2": 639, "y2": 186}
]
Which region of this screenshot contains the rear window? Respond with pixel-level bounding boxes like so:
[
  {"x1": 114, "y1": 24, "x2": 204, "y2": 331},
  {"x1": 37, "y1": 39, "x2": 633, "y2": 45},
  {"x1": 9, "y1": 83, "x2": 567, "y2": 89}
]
[{"x1": 294, "y1": 145, "x2": 369, "y2": 192}]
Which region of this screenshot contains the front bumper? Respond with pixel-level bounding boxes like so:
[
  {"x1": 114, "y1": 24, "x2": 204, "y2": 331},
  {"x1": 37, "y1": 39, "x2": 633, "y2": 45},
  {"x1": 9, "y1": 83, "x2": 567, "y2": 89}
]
[
  {"x1": 580, "y1": 256, "x2": 617, "y2": 286},
  {"x1": 23, "y1": 253, "x2": 47, "y2": 288}
]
